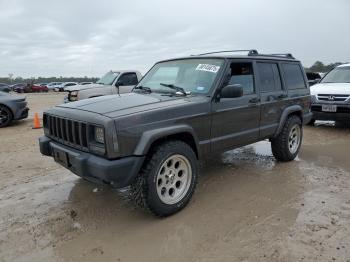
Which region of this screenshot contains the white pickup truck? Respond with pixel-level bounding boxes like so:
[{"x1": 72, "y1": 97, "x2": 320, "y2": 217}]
[{"x1": 64, "y1": 70, "x2": 142, "y2": 103}]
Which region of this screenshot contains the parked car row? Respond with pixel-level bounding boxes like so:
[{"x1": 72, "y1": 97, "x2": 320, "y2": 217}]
[{"x1": 0, "y1": 81, "x2": 96, "y2": 93}]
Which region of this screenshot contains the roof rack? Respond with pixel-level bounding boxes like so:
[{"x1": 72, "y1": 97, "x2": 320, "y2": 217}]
[
  {"x1": 264, "y1": 53, "x2": 295, "y2": 59},
  {"x1": 195, "y1": 49, "x2": 258, "y2": 56},
  {"x1": 194, "y1": 49, "x2": 295, "y2": 59}
]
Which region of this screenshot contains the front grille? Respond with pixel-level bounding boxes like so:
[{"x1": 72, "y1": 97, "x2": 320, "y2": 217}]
[
  {"x1": 317, "y1": 94, "x2": 349, "y2": 102},
  {"x1": 43, "y1": 114, "x2": 88, "y2": 150}
]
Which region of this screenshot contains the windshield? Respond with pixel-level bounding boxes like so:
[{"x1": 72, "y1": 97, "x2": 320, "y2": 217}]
[
  {"x1": 136, "y1": 58, "x2": 224, "y2": 94},
  {"x1": 321, "y1": 67, "x2": 350, "y2": 83},
  {"x1": 96, "y1": 71, "x2": 120, "y2": 85}
]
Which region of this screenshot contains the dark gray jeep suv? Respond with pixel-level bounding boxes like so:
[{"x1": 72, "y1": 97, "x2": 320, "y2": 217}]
[{"x1": 39, "y1": 50, "x2": 312, "y2": 216}]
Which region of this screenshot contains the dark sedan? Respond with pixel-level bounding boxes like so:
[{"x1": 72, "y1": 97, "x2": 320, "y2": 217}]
[
  {"x1": 0, "y1": 91, "x2": 29, "y2": 127},
  {"x1": 0, "y1": 83, "x2": 11, "y2": 93}
]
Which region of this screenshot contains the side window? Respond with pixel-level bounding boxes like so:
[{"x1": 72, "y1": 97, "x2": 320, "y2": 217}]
[
  {"x1": 118, "y1": 73, "x2": 139, "y2": 86},
  {"x1": 282, "y1": 63, "x2": 306, "y2": 89},
  {"x1": 257, "y1": 62, "x2": 282, "y2": 92},
  {"x1": 229, "y1": 62, "x2": 254, "y2": 95}
]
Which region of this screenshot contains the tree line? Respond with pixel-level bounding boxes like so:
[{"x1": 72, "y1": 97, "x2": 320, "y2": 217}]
[{"x1": 304, "y1": 61, "x2": 348, "y2": 73}]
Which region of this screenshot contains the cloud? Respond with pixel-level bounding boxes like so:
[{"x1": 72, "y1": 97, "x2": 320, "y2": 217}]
[{"x1": 0, "y1": 0, "x2": 349, "y2": 77}]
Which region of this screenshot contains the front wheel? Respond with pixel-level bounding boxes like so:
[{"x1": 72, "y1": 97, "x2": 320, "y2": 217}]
[
  {"x1": 131, "y1": 140, "x2": 198, "y2": 217},
  {"x1": 271, "y1": 115, "x2": 302, "y2": 162},
  {"x1": 0, "y1": 105, "x2": 13, "y2": 128}
]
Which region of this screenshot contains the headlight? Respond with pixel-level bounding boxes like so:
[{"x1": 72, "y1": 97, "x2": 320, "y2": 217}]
[
  {"x1": 69, "y1": 91, "x2": 78, "y2": 101},
  {"x1": 94, "y1": 126, "x2": 105, "y2": 144}
]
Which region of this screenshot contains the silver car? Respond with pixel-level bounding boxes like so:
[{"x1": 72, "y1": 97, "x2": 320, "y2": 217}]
[
  {"x1": 64, "y1": 70, "x2": 142, "y2": 102},
  {"x1": 0, "y1": 91, "x2": 29, "y2": 127}
]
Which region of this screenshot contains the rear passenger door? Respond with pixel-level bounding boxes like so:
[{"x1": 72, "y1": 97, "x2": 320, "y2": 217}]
[{"x1": 256, "y1": 61, "x2": 286, "y2": 138}]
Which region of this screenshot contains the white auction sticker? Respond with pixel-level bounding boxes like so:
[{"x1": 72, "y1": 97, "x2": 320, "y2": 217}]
[{"x1": 196, "y1": 64, "x2": 220, "y2": 73}]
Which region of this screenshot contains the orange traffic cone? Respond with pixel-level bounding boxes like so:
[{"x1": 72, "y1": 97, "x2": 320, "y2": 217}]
[{"x1": 32, "y1": 113, "x2": 42, "y2": 129}]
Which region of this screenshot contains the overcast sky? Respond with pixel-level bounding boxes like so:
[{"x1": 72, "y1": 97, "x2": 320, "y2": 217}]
[{"x1": 0, "y1": 0, "x2": 349, "y2": 78}]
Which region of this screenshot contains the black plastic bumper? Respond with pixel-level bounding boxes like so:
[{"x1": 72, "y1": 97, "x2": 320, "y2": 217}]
[
  {"x1": 39, "y1": 136, "x2": 145, "y2": 188},
  {"x1": 311, "y1": 104, "x2": 350, "y2": 121},
  {"x1": 312, "y1": 111, "x2": 350, "y2": 121}
]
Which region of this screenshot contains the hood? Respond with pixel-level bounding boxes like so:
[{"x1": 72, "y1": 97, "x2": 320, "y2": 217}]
[
  {"x1": 56, "y1": 92, "x2": 192, "y2": 117},
  {"x1": 311, "y1": 83, "x2": 350, "y2": 95},
  {"x1": 65, "y1": 83, "x2": 106, "y2": 92},
  {"x1": 0, "y1": 91, "x2": 26, "y2": 101}
]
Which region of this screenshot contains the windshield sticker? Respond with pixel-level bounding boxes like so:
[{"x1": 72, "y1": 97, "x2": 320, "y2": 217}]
[
  {"x1": 196, "y1": 86, "x2": 205, "y2": 91},
  {"x1": 196, "y1": 64, "x2": 220, "y2": 73}
]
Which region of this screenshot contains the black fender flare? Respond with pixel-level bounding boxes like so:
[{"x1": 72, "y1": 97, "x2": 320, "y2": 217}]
[
  {"x1": 133, "y1": 125, "x2": 200, "y2": 157},
  {"x1": 273, "y1": 105, "x2": 302, "y2": 137}
]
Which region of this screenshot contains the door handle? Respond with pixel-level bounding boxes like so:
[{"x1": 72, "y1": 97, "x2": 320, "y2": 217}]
[{"x1": 249, "y1": 98, "x2": 260, "y2": 103}]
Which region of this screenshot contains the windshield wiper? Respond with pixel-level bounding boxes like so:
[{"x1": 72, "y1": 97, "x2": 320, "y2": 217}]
[
  {"x1": 160, "y1": 83, "x2": 189, "y2": 96},
  {"x1": 134, "y1": 85, "x2": 152, "y2": 93}
]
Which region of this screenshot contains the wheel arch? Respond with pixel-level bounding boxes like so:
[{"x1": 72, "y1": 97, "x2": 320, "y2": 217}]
[
  {"x1": 134, "y1": 125, "x2": 200, "y2": 159},
  {"x1": 274, "y1": 105, "x2": 303, "y2": 138}
]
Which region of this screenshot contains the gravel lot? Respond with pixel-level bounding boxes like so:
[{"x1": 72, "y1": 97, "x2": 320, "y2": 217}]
[{"x1": 0, "y1": 93, "x2": 350, "y2": 262}]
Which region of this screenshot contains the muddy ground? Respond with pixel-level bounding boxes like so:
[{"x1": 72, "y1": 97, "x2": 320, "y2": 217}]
[{"x1": 0, "y1": 93, "x2": 350, "y2": 262}]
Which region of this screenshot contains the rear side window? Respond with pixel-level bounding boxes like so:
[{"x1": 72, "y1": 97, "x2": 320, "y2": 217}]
[
  {"x1": 257, "y1": 62, "x2": 282, "y2": 92},
  {"x1": 282, "y1": 63, "x2": 306, "y2": 89}
]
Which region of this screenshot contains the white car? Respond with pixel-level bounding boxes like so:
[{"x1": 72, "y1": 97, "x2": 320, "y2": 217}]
[
  {"x1": 47, "y1": 82, "x2": 63, "y2": 90},
  {"x1": 64, "y1": 70, "x2": 142, "y2": 102},
  {"x1": 310, "y1": 63, "x2": 350, "y2": 124},
  {"x1": 54, "y1": 82, "x2": 78, "y2": 92}
]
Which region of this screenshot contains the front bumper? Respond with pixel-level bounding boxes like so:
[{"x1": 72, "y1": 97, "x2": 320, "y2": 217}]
[
  {"x1": 14, "y1": 102, "x2": 29, "y2": 120},
  {"x1": 311, "y1": 104, "x2": 350, "y2": 121},
  {"x1": 39, "y1": 136, "x2": 145, "y2": 188}
]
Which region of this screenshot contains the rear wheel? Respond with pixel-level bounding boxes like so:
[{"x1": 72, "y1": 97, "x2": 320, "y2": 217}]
[
  {"x1": 131, "y1": 140, "x2": 198, "y2": 217},
  {"x1": 0, "y1": 105, "x2": 13, "y2": 128},
  {"x1": 271, "y1": 115, "x2": 302, "y2": 162}
]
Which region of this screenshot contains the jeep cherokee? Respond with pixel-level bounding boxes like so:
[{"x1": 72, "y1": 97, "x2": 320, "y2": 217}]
[{"x1": 39, "y1": 50, "x2": 312, "y2": 217}]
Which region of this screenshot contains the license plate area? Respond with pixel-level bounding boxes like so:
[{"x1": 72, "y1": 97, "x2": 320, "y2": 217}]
[
  {"x1": 322, "y1": 105, "x2": 337, "y2": 112},
  {"x1": 53, "y1": 148, "x2": 70, "y2": 168}
]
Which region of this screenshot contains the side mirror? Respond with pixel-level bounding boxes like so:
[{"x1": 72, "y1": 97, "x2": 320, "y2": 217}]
[
  {"x1": 220, "y1": 84, "x2": 243, "y2": 99},
  {"x1": 115, "y1": 80, "x2": 123, "y2": 87}
]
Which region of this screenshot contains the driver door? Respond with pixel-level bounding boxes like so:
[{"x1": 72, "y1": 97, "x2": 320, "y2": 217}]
[{"x1": 211, "y1": 60, "x2": 261, "y2": 152}]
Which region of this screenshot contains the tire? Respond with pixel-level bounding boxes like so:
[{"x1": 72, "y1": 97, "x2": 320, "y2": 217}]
[
  {"x1": 0, "y1": 105, "x2": 13, "y2": 128},
  {"x1": 271, "y1": 115, "x2": 302, "y2": 162},
  {"x1": 131, "y1": 140, "x2": 198, "y2": 217}
]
